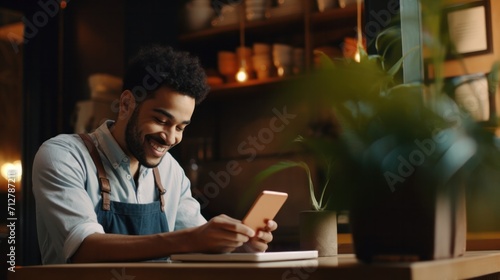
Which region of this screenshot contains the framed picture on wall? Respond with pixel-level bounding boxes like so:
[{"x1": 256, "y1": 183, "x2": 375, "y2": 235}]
[
  {"x1": 445, "y1": 73, "x2": 490, "y2": 122},
  {"x1": 443, "y1": 71, "x2": 499, "y2": 126},
  {"x1": 443, "y1": 0, "x2": 493, "y2": 59}
]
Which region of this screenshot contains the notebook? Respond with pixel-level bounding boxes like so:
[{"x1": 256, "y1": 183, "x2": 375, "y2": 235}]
[{"x1": 169, "y1": 250, "x2": 318, "y2": 262}]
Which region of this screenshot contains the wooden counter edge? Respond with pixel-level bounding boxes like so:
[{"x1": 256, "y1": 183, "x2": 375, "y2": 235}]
[{"x1": 8, "y1": 251, "x2": 500, "y2": 280}]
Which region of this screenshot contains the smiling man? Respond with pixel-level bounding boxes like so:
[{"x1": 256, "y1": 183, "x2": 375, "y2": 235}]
[{"x1": 32, "y1": 45, "x2": 277, "y2": 264}]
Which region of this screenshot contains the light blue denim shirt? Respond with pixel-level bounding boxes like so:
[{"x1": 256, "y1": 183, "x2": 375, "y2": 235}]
[{"x1": 32, "y1": 120, "x2": 207, "y2": 264}]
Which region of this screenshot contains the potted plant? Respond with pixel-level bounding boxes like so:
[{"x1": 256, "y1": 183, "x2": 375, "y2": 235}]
[
  {"x1": 252, "y1": 145, "x2": 339, "y2": 257},
  {"x1": 251, "y1": 0, "x2": 500, "y2": 261},
  {"x1": 250, "y1": 23, "x2": 414, "y2": 259}
]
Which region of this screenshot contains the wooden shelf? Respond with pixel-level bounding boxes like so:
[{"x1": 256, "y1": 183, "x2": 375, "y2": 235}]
[
  {"x1": 179, "y1": 24, "x2": 239, "y2": 43},
  {"x1": 179, "y1": 5, "x2": 358, "y2": 43},
  {"x1": 176, "y1": 2, "x2": 358, "y2": 171},
  {"x1": 311, "y1": 4, "x2": 358, "y2": 25},
  {"x1": 208, "y1": 75, "x2": 305, "y2": 97},
  {"x1": 211, "y1": 76, "x2": 286, "y2": 91},
  {"x1": 179, "y1": 13, "x2": 304, "y2": 43}
]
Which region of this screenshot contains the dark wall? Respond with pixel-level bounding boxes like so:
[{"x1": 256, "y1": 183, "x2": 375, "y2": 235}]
[
  {"x1": 21, "y1": 1, "x2": 62, "y2": 266},
  {"x1": 124, "y1": 0, "x2": 182, "y2": 63},
  {"x1": 63, "y1": 0, "x2": 125, "y2": 104}
]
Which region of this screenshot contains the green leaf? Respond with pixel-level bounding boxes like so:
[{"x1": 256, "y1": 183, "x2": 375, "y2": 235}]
[
  {"x1": 253, "y1": 161, "x2": 301, "y2": 185},
  {"x1": 252, "y1": 161, "x2": 324, "y2": 211},
  {"x1": 375, "y1": 25, "x2": 401, "y2": 54},
  {"x1": 386, "y1": 45, "x2": 419, "y2": 77},
  {"x1": 376, "y1": 27, "x2": 402, "y2": 70}
]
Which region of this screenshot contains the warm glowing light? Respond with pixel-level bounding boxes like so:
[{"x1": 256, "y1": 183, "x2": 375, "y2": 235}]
[
  {"x1": 1, "y1": 160, "x2": 22, "y2": 181},
  {"x1": 277, "y1": 66, "x2": 285, "y2": 77},
  {"x1": 236, "y1": 67, "x2": 248, "y2": 82},
  {"x1": 236, "y1": 3, "x2": 247, "y2": 83},
  {"x1": 354, "y1": 50, "x2": 361, "y2": 63},
  {"x1": 355, "y1": 0, "x2": 364, "y2": 63}
]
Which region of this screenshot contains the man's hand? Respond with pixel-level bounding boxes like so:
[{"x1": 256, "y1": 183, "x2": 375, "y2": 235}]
[
  {"x1": 239, "y1": 220, "x2": 278, "y2": 253},
  {"x1": 190, "y1": 214, "x2": 256, "y2": 253}
]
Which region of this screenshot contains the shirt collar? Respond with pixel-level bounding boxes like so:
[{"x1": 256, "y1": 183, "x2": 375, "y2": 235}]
[{"x1": 92, "y1": 120, "x2": 130, "y2": 170}]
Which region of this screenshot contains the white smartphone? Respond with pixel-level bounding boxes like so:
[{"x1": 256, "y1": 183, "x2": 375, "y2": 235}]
[{"x1": 242, "y1": 190, "x2": 288, "y2": 232}]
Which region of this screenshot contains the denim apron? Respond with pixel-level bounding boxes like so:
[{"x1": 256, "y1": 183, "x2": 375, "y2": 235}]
[{"x1": 79, "y1": 134, "x2": 169, "y2": 235}]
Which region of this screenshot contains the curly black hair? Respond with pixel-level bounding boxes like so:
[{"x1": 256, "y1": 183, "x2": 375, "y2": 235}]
[{"x1": 122, "y1": 45, "x2": 210, "y2": 105}]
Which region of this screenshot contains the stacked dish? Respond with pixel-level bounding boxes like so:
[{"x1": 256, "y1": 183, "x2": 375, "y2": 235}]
[
  {"x1": 269, "y1": 0, "x2": 302, "y2": 18},
  {"x1": 245, "y1": 0, "x2": 268, "y2": 21},
  {"x1": 184, "y1": 0, "x2": 215, "y2": 31},
  {"x1": 272, "y1": 43, "x2": 294, "y2": 77},
  {"x1": 252, "y1": 43, "x2": 273, "y2": 80},
  {"x1": 237, "y1": 46, "x2": 255, "y2": 78},
  {"x1": 218, "y1": 51, "x2": 238, "y2": 83},
  {"x1": 212, "y1": 4, "x2": 239, "y2": 27},
  {"x1": 292, "y1": 48, "x2": 304, "y2": 75}
]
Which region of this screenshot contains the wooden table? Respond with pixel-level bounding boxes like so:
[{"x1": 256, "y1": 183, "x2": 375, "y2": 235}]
[{"x1": 9, "y1": 251, "x2": 500, "y2": 280}]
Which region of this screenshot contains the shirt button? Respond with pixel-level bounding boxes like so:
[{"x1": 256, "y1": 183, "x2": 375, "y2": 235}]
[
  {"x1": 126, "y1": 174, "x2": 132, "y2": 180},
  {"x1": 123, "y1": 158, "x2": 128, "y2": 162},
  {"x1": 113, "y1": 163, "x2": 119, "y2": 168}
]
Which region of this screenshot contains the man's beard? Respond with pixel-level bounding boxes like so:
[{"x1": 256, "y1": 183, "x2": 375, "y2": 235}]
[{"x1": 125, "y1": 107, "x2": 161, "y2": 168}]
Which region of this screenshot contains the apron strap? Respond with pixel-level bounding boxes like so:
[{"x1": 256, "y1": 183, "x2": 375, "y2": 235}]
[
  {"x1": 153, "y1": 167, "x2": 166, "y2": 212},
  {"x1": 79, "y1": 134, "x2": 111, "y2": 211}
]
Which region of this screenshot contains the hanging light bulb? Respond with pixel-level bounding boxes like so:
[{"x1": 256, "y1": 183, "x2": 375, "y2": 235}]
[
  {"x1": 354, "y1": 0, "x2": 364, "y2": 63},
  {"x1": 236, "y1": 65, "x2": 248, "y2": 82},
  {"x1": 354, "y1": 51, "x2": 361, "y2": 63},
  {"x1": 235, "y1": 2, "x2": 248, "y2": 83},
  {"x1": 236, "y1": 54, "x2": 248, "y2": 82}
]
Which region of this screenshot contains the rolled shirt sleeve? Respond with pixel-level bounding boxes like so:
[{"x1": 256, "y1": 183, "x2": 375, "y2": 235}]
[
  {"x1": 156, "y1": 153, "x2": 207, "y2": 231},
  {"x1": 33, "y1": 135, "x2": 105, "y2": 264},
  {"x1": 174, "y1": 170, "x2": 207, "y2": 230}
]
